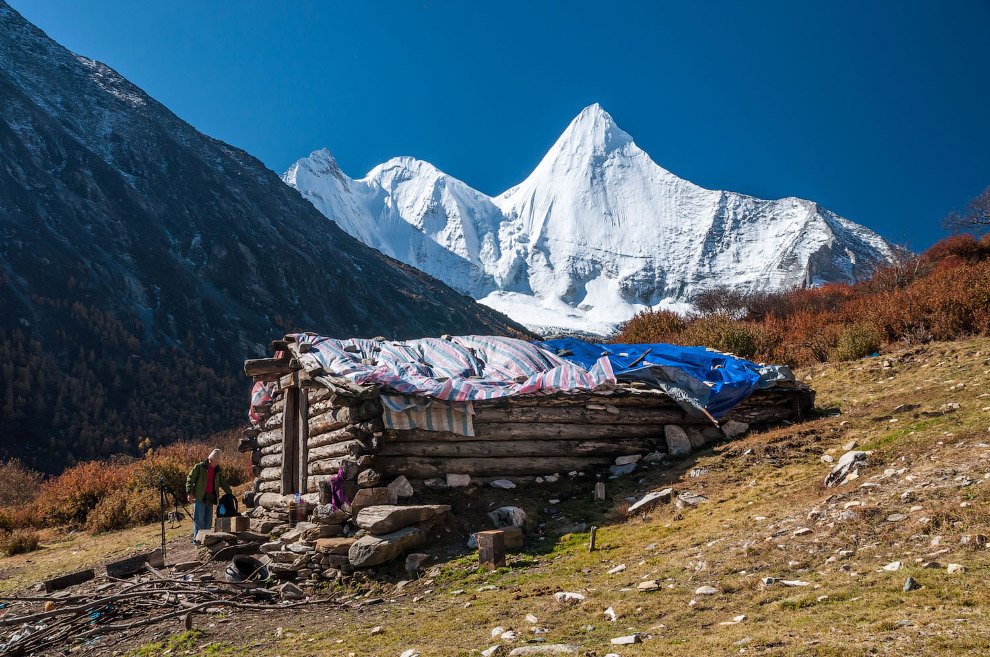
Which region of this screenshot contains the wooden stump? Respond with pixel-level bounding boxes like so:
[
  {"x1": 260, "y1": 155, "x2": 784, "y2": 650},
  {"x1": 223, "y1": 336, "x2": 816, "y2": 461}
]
[
  {"x1": 594, "y1": 482, "x2": 606, "y2": 502},
  {"x1": 477, "y1": 530, "x2": 506, "y2": 569}
]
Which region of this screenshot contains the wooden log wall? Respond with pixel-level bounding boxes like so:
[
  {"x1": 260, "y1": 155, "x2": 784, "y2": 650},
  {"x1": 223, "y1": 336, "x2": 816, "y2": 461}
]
[{"x1": 248, "y1": 370, "x2": 813, "y2": 499}]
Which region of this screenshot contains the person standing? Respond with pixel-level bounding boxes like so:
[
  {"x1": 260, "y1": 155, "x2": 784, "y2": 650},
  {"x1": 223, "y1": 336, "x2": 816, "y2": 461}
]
[{"x1": 186, "y1": 448, "x2": 233, "y2": 543}]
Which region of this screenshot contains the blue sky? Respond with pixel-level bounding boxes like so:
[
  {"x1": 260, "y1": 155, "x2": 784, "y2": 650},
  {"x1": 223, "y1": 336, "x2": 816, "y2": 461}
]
[{"x1": 12, "y1": 0, "x2": 990, "y2": 249}]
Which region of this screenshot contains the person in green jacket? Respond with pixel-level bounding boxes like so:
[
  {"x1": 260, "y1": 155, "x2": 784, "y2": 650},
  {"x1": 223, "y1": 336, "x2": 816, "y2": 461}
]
[{"x1": 186, "y1": 448, "x2": 233, "y2": 543}]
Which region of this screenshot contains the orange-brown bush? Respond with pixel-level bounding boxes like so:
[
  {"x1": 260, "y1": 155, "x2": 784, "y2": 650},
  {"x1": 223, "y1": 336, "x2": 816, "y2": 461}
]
[
  {"x1": 0, "y1": 528, "x2": 40, "y2": 556},
  {"x1": 614, "y1": 233, "x2": 990, "y2": 366},
  {"x1": 0, "y1": 459, "x2": 43, "y2": 509},
  {"x1": 21, "y1": 435, "x2": 249, "y2": 532}
]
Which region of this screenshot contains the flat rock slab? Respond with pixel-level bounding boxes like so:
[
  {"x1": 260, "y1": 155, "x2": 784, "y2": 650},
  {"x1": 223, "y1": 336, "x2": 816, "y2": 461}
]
[
  {"x1": 355, "y1": 504, "x2": 451, "y2": 534},
  {"x1": 348, "y1": 526, "x2": 425, "y2": 568},
  {"x1": 197, "y1": 530, "x2": 236, "y2": 546},
  {"x1": 628, "y1": 488, "x2": 673, "y2": 513},
  {"x1": 675, "y1": 492, "x2": 708, "y2": 509},
  {"x1": 351, "y1": 487, "x2": 397, "y2": 514},
  {"x1": 316, "y1": 537, "x2": 358, "y2": 555},
  {"x1": 508, "y1": 645, "x2": 580, "y2": 655}
]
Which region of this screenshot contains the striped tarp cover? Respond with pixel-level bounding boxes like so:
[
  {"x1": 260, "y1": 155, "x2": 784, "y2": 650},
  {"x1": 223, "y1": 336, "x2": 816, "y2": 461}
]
[{"x1": 292, "y1": 334, "x2": 616, "y2": 402}]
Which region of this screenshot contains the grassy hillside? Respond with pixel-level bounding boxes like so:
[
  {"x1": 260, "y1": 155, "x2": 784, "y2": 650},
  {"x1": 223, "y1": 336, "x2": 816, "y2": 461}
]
[{"x1": 3, "y1": 336, "x2": 988, "y2": 656}]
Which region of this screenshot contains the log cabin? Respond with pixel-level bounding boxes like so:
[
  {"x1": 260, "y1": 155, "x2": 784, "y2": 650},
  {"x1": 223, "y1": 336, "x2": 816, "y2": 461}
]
[{"x1": 239, "y1": 333, "x2": 814, "y2": 513}]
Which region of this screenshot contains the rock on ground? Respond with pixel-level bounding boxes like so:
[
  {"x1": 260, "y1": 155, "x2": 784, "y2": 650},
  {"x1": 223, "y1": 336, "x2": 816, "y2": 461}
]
[
  {"x1": 665, "y1": 425, "x2": 691, "y2": 456},
  {"x1": 628, "y1": 488, "x2": 673, "y2": 513},
  {"x1": 354, "y1": 504, "x2": 450, "y2": 534},
  {"x1": 347, "y1": 527, "x2": 425, "y2": 568},
  {"x1": 825, "y1": 451, "x2": 868, "y2": 487}
]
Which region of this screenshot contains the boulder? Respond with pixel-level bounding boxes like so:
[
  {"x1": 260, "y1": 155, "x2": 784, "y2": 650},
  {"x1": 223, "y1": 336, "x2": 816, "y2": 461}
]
[
  {"x1": 355, "y1": 505, "x2": 450, "y2": 534},
  {"x1": 686, "y1": 427, "x2": 706, "y2": 449},
  {"x1": 489, "y1": 506, "x2": 527, "y2": 528},
  {"x1": 388, "y1": 475, "x2": 415, "y2": 498},
  {"x1": 825, "y1": 451, "x2": 868, "y2": 487},
  {"x1": 249, "y1": 518, "x2": 279, "y2": 534},
  {"x1": 490, "y1": 479, "x2": 516, "y2": 489},
  {"x1": 275, "y1": 581, "x2": 305, "y2": 600},
  {"x1": 197, "y1": 531, "x2": 235, "y2": 547},
  {"x1": 665, "y1": 425, "x2": 691, "y2": 456},
  {"x1": 628, "y1": 488, "x2": 673, "y2": 513},
  {"x1": 424, "y1": 477, "x2": 447, "y2": 490},
  {"x1": 405, "y1": 552, "x2": 429, "y2": 573},
  {"x1": 357, "y1": 469, "x2": 382, "y2": 488},
  {"x1": 315, "y1": 537, "x2": 358, "y2": 555},
  {"x1": 702, "y1": 427, "x2": 723, "y2": 443},
  {"x1": 609, "y1": 463, "x2": 636, "y2": 476},
  {"x1": 446, "y1": 473, "x2": 472, "y2": 487},
  {"x1": 348, "y1": 527, "x2": 425, "y2": 568},
  {"x1": 721, "y1": 420, "x2": 750, "y2": 439},
  {"x1": 675, "y1": 492, "x2": 708, "y2": 509},
  {"x1": 311, "y1": 504, "x2": 348, "y2": 524},
  {"x1": 351, "y1": 487, "x2": 396, "y2": 514},
  {"x1": 614, "y1": 454, "x2": 641, "y2": 466}
]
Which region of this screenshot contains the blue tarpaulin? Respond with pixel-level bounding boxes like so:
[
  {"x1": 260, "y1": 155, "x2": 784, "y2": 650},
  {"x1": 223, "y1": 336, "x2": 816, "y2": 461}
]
[{"x1": 534, "y1": 338, "x2": 795, "y2": 419}]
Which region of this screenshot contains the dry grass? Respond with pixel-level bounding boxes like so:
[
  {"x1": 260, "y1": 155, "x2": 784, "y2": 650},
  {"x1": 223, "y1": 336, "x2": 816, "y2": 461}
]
[{"x1": 6, "y1": 337, "x2": 989, "y2": 656}]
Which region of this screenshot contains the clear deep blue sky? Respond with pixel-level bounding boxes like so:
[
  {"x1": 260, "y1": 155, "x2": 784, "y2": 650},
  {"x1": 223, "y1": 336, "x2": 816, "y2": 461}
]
[{"x1": 12, "y1": 0, "x2": 990, "y2": 249}]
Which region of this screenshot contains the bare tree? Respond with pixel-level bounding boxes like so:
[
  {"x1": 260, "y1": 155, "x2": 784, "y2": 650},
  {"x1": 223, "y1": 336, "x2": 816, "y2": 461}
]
[{"x1": 944, "y1": 186, "x2": 990, "y2": 235}]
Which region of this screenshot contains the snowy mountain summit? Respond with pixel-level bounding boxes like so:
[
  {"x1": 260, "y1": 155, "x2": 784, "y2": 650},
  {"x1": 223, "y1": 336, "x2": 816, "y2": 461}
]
[{"x1": 284, "y1": 104, "x2": 897, "y2": 336}]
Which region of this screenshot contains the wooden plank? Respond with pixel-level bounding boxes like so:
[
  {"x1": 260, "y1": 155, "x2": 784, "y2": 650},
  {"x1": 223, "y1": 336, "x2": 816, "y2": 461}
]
[
  {"x1": 374, "y1": 455, "x2": 614, "y2": 478},
  {"x1": 282, "y1": 387, "x2": 299, "y2": 495},
  {"x1": 377, "y1": 438, "x2": 657, "y2": 459},
  {"x1": 244, "y1": 357, "x2": 293, "y2": 377},
  {"x1": 43, "y1": 569, "x2": 95, "y2": 593},
  {"x1": 477, "y1": 531, "x2": 506, "y2": 569}
]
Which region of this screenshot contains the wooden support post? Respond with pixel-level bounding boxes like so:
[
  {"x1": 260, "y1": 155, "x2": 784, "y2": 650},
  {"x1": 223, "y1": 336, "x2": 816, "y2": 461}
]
[
  {"x1": 282, "y1": 387, "x2": 299, "y2": 495},
  {"x1": 594, "y1": 482, "x2": 606, "y2": 502},
  {"x1": 297, "y1": 389, "x2": 309, "y2": 496},
  {"x1": 588, "y1": 526, "x2": 598, "y2": 552},
  {"x1": 477, "y1": 530, "x2": 506, "y2": 569}
]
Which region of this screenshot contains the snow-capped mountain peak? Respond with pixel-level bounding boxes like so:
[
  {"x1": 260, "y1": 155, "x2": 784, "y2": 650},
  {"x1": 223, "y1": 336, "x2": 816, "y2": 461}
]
[{"x1": 283, "y1": 104, "x2": 898, "y2": 336}]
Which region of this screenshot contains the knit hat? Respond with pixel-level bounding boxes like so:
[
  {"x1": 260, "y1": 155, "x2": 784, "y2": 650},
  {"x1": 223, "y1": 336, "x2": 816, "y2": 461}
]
[{"x1": 208, "y1": 448, "x2": 222, "y2": 462}]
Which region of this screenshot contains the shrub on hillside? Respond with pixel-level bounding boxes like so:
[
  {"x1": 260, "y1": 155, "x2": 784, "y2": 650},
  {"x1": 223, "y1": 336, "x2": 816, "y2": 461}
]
[
  {"x1": 0, "y1": 529, "x2": 40, "y2": 556},
  {"x1": 613, "y1": 233, "x2": 990, "y2": 366},
  {"x1": 830, "y1": 324, "x2": 882, "y2": 362},
  {"x1": 679, "y1": 314, "x2": 775, "y2": 361},
  {"x1": 0, "y1": 459, "x2": 43, "y2": 509},
  {"x1": 616, "y1": 308, "x2": 684, "y2": 344},
  {"x1": 34, "y1": 461, "x2": 127, "y2": 527}
]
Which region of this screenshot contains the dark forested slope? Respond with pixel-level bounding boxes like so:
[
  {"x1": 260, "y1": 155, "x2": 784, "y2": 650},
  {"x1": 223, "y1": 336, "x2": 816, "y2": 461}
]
[{"x1": 0, "y1": 1, "x2": 526, "y2": 471}]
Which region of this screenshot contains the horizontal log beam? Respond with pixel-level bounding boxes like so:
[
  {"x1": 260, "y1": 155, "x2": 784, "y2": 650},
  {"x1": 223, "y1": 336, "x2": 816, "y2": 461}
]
[
  {"x1": 377, "y1": 438, "x2": 657, "y2": 459},
  {"x1": 374, "y1": 455, "x2": 615, "y2": 478},
  {"x1": 308, "y1": 439, "x2": 367, "y2": 462},
  {"x1": 387, "y1": 422, "x2": 664, "y2": 443},
  {"x1": 472, "y1": 405, "x2": 693, "y2": 425},
  {"x1": 244, "y1": 357, "x2": 294, "y2": 377},
  {"x1": 308, "y1": 424, "x2": 370, "y2": 449}
]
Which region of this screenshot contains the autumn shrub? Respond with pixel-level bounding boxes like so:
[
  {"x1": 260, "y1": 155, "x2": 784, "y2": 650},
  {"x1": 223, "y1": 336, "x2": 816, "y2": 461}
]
[
  {"x1": 679, "y1": 314, "x2": 774, "y2": 360},
  {"x1": 28, "y1": 437, "x2": 249, "y2": 532},
  {"x1": 0, "y1": 459, "x2": 43, "y2": 509},
  {"x1": 0, "y1": 529, "x2": 40, "y2": 556},
  {"x1": 830, "y1": 323, "x2": 882, "y2": 362},
  {"x1": 616, "y1": 308, "x2": 685, "y2": 344},
  {"x1": 613, "y1": 233, "x2": 990, "y2": 367},
  {"x1": 34, "y1": 460, "x2": 128, "y2": 527},
  {"x1": 84, "y1": 489, "x2": 132, "y2": 534}
]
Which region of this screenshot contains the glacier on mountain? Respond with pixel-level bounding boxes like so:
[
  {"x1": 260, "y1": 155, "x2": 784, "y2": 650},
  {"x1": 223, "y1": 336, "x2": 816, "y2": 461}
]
[{"x1": 283, "y1": 104, "x2": 897, "y2": 336}]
